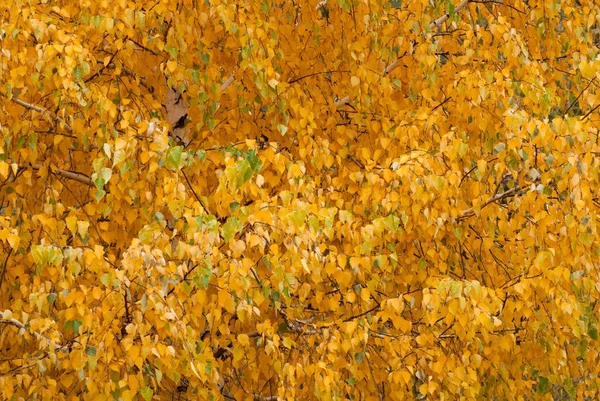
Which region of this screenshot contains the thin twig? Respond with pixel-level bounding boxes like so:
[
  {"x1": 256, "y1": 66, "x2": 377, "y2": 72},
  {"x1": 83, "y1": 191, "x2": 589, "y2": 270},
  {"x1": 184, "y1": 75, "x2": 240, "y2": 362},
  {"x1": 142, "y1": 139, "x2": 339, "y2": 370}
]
[
  {"x1": 432, "y1": 96, "x2": 452, "y2": 111},
  {"x1": 288, "y1": 70, "x2": 350, "y2": 84},
  {"x1": 564, "y1": 78, "x2": 594, "y2": 116},
  {"x1": 343, "y1": 304, "x2": 380, "y2": 322},
  {"x1": 582, "y1": 102, "x2": 600, "y2": 120},
  {"x1": 0, "y1": 247, "x2": 13, "y2": 288}
]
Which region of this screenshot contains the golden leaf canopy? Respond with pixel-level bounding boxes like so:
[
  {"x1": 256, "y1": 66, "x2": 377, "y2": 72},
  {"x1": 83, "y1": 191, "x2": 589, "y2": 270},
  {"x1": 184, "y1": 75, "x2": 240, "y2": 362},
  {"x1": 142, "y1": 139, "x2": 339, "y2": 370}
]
[{"x1": 1, "y1": 0, "x2": 600, "y2": 400}]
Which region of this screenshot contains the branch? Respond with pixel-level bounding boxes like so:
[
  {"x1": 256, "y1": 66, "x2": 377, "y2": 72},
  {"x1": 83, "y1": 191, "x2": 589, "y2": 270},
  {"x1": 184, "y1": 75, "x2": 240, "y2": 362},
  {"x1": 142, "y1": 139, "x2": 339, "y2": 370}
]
[
  {"x1": 288, "y1": 70, "x2": 350, "y2": 84},
  {"x1": 221, "y1": 75, "x2": 235, "y2": 91},
  {"x1": 3, "y1": 94, "x2": 73, "y2": 132},
  {"x1": 582, "y1": 102, "x2": 600, "y2": 120},
  {"x1": 29, "y1": 164, "x2": 93, "y2": 187},
  {"x1": 213, "y1": 330, "x2": 260, "y2": 359},
  {"x1": 0, "y1": 317, "x2": 67, "y2": 352},
  {"x1": 383, "y1": 0, "x2": 471, "y2": 76},
  {"x1": 343, "y1": 304, "x2": 381, "y2": 322},
  {"x1": 458, "y1": 185, "x2": 523, "y2": 221},
  {"x1": 11, "y1": 96, "x2": 48, "y2": 114},
  {"x1": 335, "y1": 96, "x2": 351, "y2": 108},
  {"x1": 429, "y1": 0, "x2": 471, "y2": 29},
  {"x1": 254, "y1": 396, "x2": 280, "y2": 401}
]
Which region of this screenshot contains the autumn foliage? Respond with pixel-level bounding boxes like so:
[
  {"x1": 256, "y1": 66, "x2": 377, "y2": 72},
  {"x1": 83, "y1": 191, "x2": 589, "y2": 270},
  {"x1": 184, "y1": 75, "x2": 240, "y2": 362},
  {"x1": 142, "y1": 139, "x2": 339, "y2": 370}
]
[{"x1": 2, "y1": 0, "x2": 600, "y2": 399}]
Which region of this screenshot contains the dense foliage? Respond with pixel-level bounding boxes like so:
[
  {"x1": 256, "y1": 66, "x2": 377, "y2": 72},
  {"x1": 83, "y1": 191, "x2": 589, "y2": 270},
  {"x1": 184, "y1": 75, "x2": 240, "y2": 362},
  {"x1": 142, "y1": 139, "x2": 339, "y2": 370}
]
[{"x1": 2, "y1": 0, "x2": 600, "y2": 399}]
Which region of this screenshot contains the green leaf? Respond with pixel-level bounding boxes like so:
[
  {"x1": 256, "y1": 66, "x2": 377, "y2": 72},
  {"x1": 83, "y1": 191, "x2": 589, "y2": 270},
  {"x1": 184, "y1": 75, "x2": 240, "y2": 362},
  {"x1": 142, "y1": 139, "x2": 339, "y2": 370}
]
[
  {"x1": 235, "y1": 160, "x2": 252, "y2": 188},
  {"x1": 537, "y1": 376, "x2": 550, "y2": 394},
  {"x1": 354, "y1": 352, "x2": 365, "y2": 364},
  {"x1": 47, "y1": 293, "x2": 57, "y2": 306},
  {"x1": 101, "y1": 273, "x2": 111, "y2": 287},
  {"x1": 579, "y1": 233, "x2": 594, "y2": 247},
  {"x1": 191, "y1": 69, "x2": 200, "y2": 84},
  {"x1": 277, "y1": 124, "x2": 288, "y2": 135},
  {"x1": 94, "y1": 189, "x2": 106, "y2": 201},
  {"x1": 165, "y1": 146, "x2": 183, "y2": 171},
  {"x1": 140, "y1": 387, "x2": 153, "y2": 401},
  {"x1": 221, "y1": 217, "x2": 241, "y2": 242},
  {"x1": 589, "y1": 322, "x2": 598, "y2": 341},
  {"x1": 31, "y1": 245, "x2": 44, "y2": 266},
  {"x1": 229, "y1": 201, "x2": 240, "y2": 212},
  {"x1": 165, "y1": 44, "x2": 178, "y2": 59},
  {"x1": 447, "y1": 0, "x2": 455, "y2": 17},
  {"x1": 32, "y1": 245, "x2": 63, "y2": 267},
  {"x1": 74, "y1": 66, "x2": 83, "y2": 81},
  {"x1": 65, "y1": 320, "x2": 83, "y2": 335},
  {"x1": 85, "y1": 346, "x2": 97, "y2": 357}
]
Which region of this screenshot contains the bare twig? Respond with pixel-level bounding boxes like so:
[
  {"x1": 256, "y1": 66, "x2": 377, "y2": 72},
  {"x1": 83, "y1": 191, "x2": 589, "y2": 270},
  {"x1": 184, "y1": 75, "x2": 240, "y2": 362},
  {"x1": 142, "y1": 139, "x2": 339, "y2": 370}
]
[
  {"x1": 564, "y1": 78, "x2": 594, "y2": 116},
  {"x1": 582, "y1": 102, "x2": 600, "y2": 120},
  {"x1": 288, "y1": 70, "x2": 350, "y2": 84},
  {"x1": 0, "y1": 246, "x2": 12, "y2": 286}
]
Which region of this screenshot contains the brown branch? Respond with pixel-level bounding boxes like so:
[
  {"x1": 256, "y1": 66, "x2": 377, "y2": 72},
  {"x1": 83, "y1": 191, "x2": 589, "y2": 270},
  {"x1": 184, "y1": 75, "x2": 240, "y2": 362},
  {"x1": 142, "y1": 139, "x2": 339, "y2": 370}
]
[
  {"x1": 253, "y1": 395, "x2": 280, "y2": 401},
  {"x1": 221, "y1": 75, "x2": 235, "y2": 91},
  {"x1": 0, "y1": 90, "x2": 74, "y2": 133},
  {"x1": 288, "y1": 70, "x2": 350, "y2": 84},
  {"x1": 582, "y1": 102, "x2": 600, "y2": 120},
  {"x1": 458, "y1": 185, "x2": 524, "y2": 221},
  {"x1": 564, "y1": 78, "x2": 594, "y2": 116},
  {"x1": 11, "y1": 96, "x2": 48, "y2": 114},
  {"x1": 27, "y1": 164, "x2": 93, "y2": 187},
  {"x1": 335, "y1": 96, "x2": 351, "y2": 108},
  {"x1": 0, "y1": 247, "x2": 13, "y2": 288},
  {"x1": 343, "y1": 304, "x2": 380, "y2": 322},
  {"x1": 383, "y1": 0, "x2": 471, "y2": 76},
  {"x1": 0, "y1": 317, "x2": 67, "y2": 352},
  {"x1": 430, "y1": 0, "x2": 471, "y2": 29},
  {"x1": 213, "y1": 330, "x2": 260, "y2": 359},
  {"x1": 84, "y1": 51, "x2": 119, "y2": 83},
  {"x1": 470, "y1": 0, "x2": 525, "y2": 14}
]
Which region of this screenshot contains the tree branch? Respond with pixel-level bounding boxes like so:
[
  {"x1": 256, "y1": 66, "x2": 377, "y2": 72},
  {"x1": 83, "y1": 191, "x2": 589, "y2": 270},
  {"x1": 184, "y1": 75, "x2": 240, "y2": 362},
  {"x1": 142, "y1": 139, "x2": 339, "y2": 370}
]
[
  {"x1": 458, "y1": 185, "x2": 524, "y2": 221},
  {"x1": 28, "y1": 164, "x2": 93, "y2": 187},
  {"x1": 383, "y1": 0, "x2": 472, "y2": 76},
  {"x1": 3, "y1": 94, "x2": 73, "y2": 132},
  {"x1": 0, "y1": 317, "x2": 67, "y2": 352}
]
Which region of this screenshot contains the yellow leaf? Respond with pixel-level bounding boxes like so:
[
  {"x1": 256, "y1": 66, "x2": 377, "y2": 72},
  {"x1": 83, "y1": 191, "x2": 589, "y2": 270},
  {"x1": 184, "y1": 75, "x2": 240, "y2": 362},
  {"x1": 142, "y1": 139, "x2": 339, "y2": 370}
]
[
  {"x1": 167, "y1": 60, "x2": 177, "y2": 72},
  {"x1": 361, "y1": 288, "x2": 371, "y2": 302},
  {"x1": 238, "y1": 333, "x2": 249, "y2": 346},
  {"x1": 66, "y1": 215, "x2": 77, "y2": 234},
  {"x1": 0, "y1": 161, "x2": 8, "y2": 179},
  {"x1": 230, "y1": 239, "x2": 246, "y2": 258},
  {"x1": 580, "y1": 60, "x2": 597, "y2": 79},
  {"x1": 121, "y1": 389, "x2": 133, "y2": 401}
]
